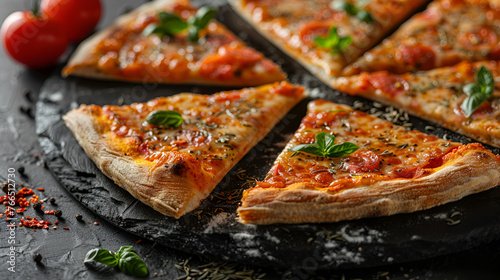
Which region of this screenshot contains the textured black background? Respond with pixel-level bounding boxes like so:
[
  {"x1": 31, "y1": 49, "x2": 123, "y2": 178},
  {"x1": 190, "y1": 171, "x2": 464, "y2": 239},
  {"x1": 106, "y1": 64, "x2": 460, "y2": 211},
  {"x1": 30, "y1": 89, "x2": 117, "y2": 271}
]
[{"x1": 2, "y1": 0, "x2": 500, "y2": 279}]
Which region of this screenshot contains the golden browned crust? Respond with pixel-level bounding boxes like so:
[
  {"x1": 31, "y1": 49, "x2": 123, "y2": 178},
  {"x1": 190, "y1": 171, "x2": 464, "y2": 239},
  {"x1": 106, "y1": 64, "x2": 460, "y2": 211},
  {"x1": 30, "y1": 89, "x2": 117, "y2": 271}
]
[
  {"x1": 238, "y1": 145, "x2": 500, "y2": 224},
  {"x1": 63, "y1": 0, "x2": 286, "y2": 86}
]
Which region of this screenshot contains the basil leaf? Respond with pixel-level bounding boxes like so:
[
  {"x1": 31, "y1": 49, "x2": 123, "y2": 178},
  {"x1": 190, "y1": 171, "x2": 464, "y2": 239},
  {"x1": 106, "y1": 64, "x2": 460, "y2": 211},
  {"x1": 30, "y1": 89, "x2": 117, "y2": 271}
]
[
  {"x1": 289, "y1": 132, "x2": 359, "y2": 158},
  {"x1": 356, "y1": 10, "x2": 374, "y2": 23},
  {"x1": 338, "y1": 36, "x2": 353, "y2": 50},
  {"x1": 118, "y1": 251, "x2": 148, "y2": 277},
  {"x1": 144, "y1": 7, "x2": 216, "y2": 42},
  {"x1": 463, "y1": 83, "x2": 480, "y2": 96},
  {"x1": 460, "y1": 66, "x2": 495, "y2": 118},
  {"x1": 461, "y1": 92, "x2": 488, "y2": 118},
  {"x1": 158, "y1": 12, "x2": 188, "y2": 35},
  {"x1": 289, "y1": 144, "x2": 323, "y2": 156},
  {"x1": 332, "y1": 1, "x2": 358, "y2": 15},
  {"x1": 188, "y1": 25, "x2": 200, "y2": 42},
  {"x1": 477, "y1": 65, "x2": 494, "y2": 89},
  {"x1": 117, "y1": 246, "x2": 133, "y2": 257},
  {"x1": 193, "y1": 6, "x2": 217, "y2": 30},
  {"x1": 326, "y1": 142, "x2": 359, "y2": 157},
  {"x1": 146, "y1": 110, "x2": 183, "y2": 128},
  {"x1": 84, "y1": 249, "x2": 118, "y2": 267},
  {"x1": 314, "y1": 26, "x2": 352, "y2": 54}
]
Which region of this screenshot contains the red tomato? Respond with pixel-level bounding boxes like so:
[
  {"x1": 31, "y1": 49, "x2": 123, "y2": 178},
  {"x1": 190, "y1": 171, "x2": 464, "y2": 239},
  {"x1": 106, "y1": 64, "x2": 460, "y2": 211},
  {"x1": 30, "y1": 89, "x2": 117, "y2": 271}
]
[
  {"x1": 344, "y1": 150, "x2": 381, "y2": 173},
  {"x1": 41, "y1": 0, "x2": 102, "y2": 42},
  {"x1": 1, "y1": 11, "x2": 68, "y2": 68},
  {"x1": 396, "y1": 43, "x2": 436, "y2": 70}
]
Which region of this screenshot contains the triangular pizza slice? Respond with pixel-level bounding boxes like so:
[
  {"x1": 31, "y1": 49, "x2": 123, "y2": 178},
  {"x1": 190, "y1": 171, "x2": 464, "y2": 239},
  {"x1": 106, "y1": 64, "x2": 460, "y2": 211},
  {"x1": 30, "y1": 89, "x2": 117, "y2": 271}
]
[
  {"x1": 230, "y1": 0, "x2": 428, "y2": 83},
  {"x1": 63, "y1": 0, "x2": 286, "y2": 86},
  {"x1": 334, "y1": 60, "x2": 500, "y2": 148},
  {"x1": 342, "y1": 0, "x2": 500, "y2": 76},
  {"x1": 63, "y1": 82, "x2": 305, "y2": 218},
  {"x1": 238, "y1": 100, "x2": 500, "y2": 224}
]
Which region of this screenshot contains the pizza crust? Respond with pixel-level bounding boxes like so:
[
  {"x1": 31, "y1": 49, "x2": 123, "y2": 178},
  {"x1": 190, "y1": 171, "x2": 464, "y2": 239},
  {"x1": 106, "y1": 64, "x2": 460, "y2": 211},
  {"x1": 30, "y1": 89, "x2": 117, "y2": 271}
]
[{"x1": 238, "y1": 146, "x2": 500, "y2": 224}]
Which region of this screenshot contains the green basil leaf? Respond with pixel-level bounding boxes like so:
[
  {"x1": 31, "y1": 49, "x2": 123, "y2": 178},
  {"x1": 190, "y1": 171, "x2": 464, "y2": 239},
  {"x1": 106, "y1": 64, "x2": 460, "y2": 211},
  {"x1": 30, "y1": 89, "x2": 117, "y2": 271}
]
[
  {"x1": 314, "y1": 26, "x2": 352, "y2": 54},
  {"x1": 463, "y1": 83, "x2": 479, "y2": 96},
  {"x1": 84, "y1": 249, "x2": 118, "y2": 267},
  {"x1": 146, "y1": 110, "x2": 183, "y2": 128},
  {"x1": 326, "y1": 142, "x2": 359, "y2": 158},
  {"x1": 188, "y1": 25, "x2": 200, "y2": 42},
  {"x1": 332, "y1": 1, "x2": 358, "y2": 15},
  {"x1": 461, "y1": 92, "x2": 488, "y2": 118},
  {"x1": 118, "y1": 251, "x2": 148, "y2": 277},
  {"x1": 313, "y1": 36, "x2": 331, "y2": 49},
  {"x1": 484, "y1": 85, "x2": 494, "y2": 97},
  {"x1": 117, "y1": 246, "x2": 133, "y2": 257},
  {"x1": 289, "y1": 132, "x2": 358, "y2": 158},
  {"x1": 193, "y1": 6, "x2": 217, "y2": 30},
  {"x1": 321, "y1": 133, "x2": 337, "y2": 152},
  {"x1": 159, "y1": 12, "x2": 188, "y2": 35},
  {"x1": 477, "y1": 66, "x2": 494, "y2": 88},
  {"x1": 338, "y1": 36, "x2": 353, "y2": 50},
  {"x1": 356, "y1": 10, "x2": 374, "y2": 23},
  {"x1": 289, "y1": 144, "x2": 323, "y2": 156}
]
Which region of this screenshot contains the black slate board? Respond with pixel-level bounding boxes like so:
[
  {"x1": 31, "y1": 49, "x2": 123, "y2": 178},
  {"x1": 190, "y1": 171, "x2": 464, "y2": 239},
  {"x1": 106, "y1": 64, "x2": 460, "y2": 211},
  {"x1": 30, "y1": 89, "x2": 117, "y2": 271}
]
[{"x1": 35, "y1": 4, "x2": 500, "y2": 270}]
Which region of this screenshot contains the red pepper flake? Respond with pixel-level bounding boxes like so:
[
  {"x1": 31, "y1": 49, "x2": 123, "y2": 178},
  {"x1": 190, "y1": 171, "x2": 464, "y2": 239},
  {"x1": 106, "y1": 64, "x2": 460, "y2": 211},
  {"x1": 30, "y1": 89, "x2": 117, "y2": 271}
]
[
  {"x1": 136, "y1": 239, "x2": 142, "y2": 243},
  {"x1": 34, "y1": 155, "x2": 38, "y2": 159},
  {"x1": 19, "y1": 216, "x2": 52, "y2": 230},
  {"x1": 55, "y1": 220, "x2": 58, "y2": 224},
  {"x1": 41, "y1": 206, "x2": 45, "y2": 210},
  {"x1": 37, "y1": 188, "x2": 44, "y2": 191},
  {"x1": 44, "y1": 210, "x2": 55, "y2": 215},
  {"x1": 53, "y1": 226, "x2": 57, "y2": 229},
  {"x1": 63, "y1": 227, "x2": 69, "y2": 230},
  {"x1": 94, "y1": 222, "x2": 99, "y2": 226},
  {"x1": 16, "y1": 208, "x2": 26, "y2": 213},
  {"x1": 30, "y1": 195, "x2": 39, "y2": 204},
  {"x1": 0, "y1": 213, "x2": 3, "y2": 218}
]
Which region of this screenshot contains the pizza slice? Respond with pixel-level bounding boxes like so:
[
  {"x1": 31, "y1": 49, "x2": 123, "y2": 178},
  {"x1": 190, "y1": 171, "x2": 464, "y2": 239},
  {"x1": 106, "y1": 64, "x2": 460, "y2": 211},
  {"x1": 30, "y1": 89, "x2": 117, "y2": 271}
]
[
  {"x1": 342, "y1": 0, "x2": 500, "y2": 76},
  {"x1": 238, "y1": 100, "x2": 500, "y2": 224},
  {"x1": 334, "y1": 60, "x2": 500, "y2": 148},
  {"x1": 229, "y1": 0, "x2": 427, "y2": 83},
  {"x1": 62, "y1": 0, "x2": 286, "y2": 86},
  {"x1": 63, "y1": 82, "x2": 305, "y2": 218}
]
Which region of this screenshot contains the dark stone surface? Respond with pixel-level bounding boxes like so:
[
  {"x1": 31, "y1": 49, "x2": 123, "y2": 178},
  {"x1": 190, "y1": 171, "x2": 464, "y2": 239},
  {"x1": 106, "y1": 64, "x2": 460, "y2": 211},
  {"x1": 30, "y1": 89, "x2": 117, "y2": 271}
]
[{"x1": 1, "y1": 0, "x2": 500, "y2": 279}]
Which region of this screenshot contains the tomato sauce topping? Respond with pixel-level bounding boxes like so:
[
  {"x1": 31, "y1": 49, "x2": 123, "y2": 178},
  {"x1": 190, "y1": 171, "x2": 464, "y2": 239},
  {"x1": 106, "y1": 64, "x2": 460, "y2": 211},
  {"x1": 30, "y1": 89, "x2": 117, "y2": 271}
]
[
  {"x1": 366, "y1": 72, "x2": 409, "y2": 97},
  {"x1": 396, "y1": 44, "x2": 436, "y2": 71}
]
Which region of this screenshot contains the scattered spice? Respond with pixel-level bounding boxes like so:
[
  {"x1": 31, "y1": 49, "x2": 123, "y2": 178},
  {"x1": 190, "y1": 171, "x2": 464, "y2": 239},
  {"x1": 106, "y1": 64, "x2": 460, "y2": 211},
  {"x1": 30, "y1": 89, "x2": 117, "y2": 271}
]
[
  {"x1": 18, "y1": 166, "x2": 25, "y2": 175},
  {"x1": 63, "y1": 227, "x2": 69, "y2": 230},
  {"x1": 33, "y1": 253, "x2": 42, "y2": 263},
  {"x1": 175, "y1": 258, "x2": 266, "y2": 280},
  {"x1": 49, "y1": 197, "x2": 56, "y2": 204},
  {"x1": 94, "y1": 222, "x2": 99, "y2": 226},
  {"x1": 37, "y1": 188, "x2": 44, "y2": 191},
  {"x1": 54, "y1": 210, "x2": 62, "y2": 217},
  {"x1": 75, "y1": 214, "x2": 83, "y2": 221},
  {"x1": 44, "y1": 210, "x2": 55, "y2": 215},
  {"x1": 136, "y1": 239, "x2": 142, "y2": 243},
  {"x1": 20, "y1": 216, "x2": 52, "y2": 230}
]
